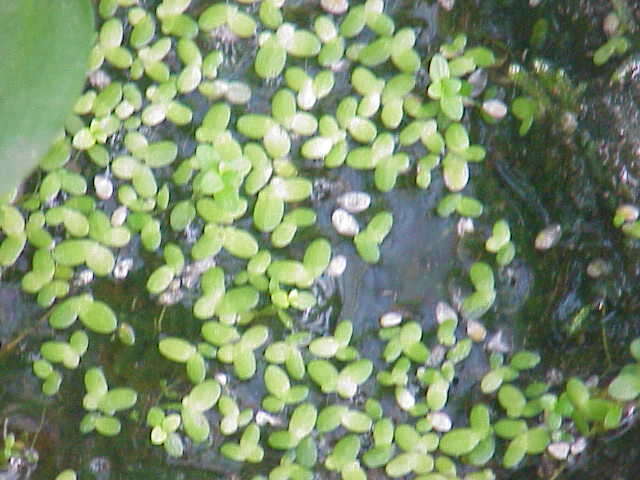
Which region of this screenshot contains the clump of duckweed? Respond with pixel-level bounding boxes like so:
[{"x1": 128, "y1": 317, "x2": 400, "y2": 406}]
[
  {"x1": 2, "y1": 0, "x2": 640, "y2": 478},
  {"x1": 592, "y1": 1, "x2": 635, "y2": 67},
  {"x1": 614, "y1": 204, "x2": 640, "y2": 238}
]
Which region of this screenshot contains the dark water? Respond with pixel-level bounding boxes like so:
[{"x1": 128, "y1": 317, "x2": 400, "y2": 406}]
[{"x1": 3, "y1": 0, "x2": 640, "y2": 479}]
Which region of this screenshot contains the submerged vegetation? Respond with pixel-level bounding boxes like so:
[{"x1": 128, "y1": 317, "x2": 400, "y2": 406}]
[{"x1": 2, "y1": 0, "x2": 640, "y2": 479}]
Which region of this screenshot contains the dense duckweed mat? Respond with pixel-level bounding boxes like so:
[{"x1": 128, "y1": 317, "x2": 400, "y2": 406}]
[{"x1": 2, "y1": 0, "x2": 640, "y2": 479}]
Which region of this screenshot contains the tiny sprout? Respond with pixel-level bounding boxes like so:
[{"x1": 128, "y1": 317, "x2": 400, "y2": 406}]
[
  {"x1": 337, "y1": 191, "x2": 371, "y2": 214},
  {"x1": 482, "y1": 99, "x2": 507, "y2": 120},
  {"x1": 94, "y1": 174, "x2": 113, "y2": 200},
  {"x1": 547, "y1": 441, "x2": 570, "y2": 460},
  {"x1": 534, "y1": 224, "x2": 562, "y2": 250},
  {"x1": 466, "y1": 320, "x2": 487, "y2": 342},
  {"x1": 428, "y1": 411, "x2": 452, "y2": 432},
  {"x1": 332, "y1": 208, "x2": 360, "y2": 237},
  {"x1": 327, "y1": 254, "x2": 347, "y2": 277},
  {"x1": 321, "y1": 0, "x2": 349, "y2": 15},
  {"x1": 380, "y1": 311, "x2": 403, "y2": 328}
]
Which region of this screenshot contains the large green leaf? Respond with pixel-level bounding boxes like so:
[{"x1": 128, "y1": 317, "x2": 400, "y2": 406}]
[{"x1": 0, "y1": 0, "x2": 94, "y2": 195}]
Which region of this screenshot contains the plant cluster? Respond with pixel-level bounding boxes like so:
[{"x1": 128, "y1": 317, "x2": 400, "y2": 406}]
[{"x1": 0, "y1": 1, "x2": 639, "y2": 479}]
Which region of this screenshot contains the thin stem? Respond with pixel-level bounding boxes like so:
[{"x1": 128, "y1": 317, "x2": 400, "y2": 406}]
[{"x1": 0, "y1": 310, "x2": 51, "y2": 360}]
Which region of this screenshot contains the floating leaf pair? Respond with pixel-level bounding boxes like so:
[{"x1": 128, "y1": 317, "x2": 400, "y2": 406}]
[
  {"x1": 199, "y1": 3, "x2": 257, "y2": 38},
  {"x1": 268, "y1": 403, "x2": 318, "y2": 450},
  {"x1": 353, "y1": 211, "x2": 393, "y2": 264},
  {"x1": 48, "y1": 294, "x2": 118, "y2": 334},
  {"x1": 255, "y1": 25, "x2": 321, "y2": 79},
  {"x1": 264, "y1": 332, "x2": 310, "y2": 380},
  {"x1": 307, "y1": 358, "x2": 373, "y2": 398},
  {"x1": 83, "y1": 367, "x2": 137, "y2": 415},
  {"x1": 485, "y1": 219, "x2": 516, "y2": 266},
  {"x1": 214, "y1": 325, "x2": 269, "y2": 380},
  {"x1": 221, "y1": 423, "x2": 265, "y2": 463},
  {"x1": 460, "y1": 262, "x2": 496, "y2": 320},
  {"x1": 158, "y1": 336, "x2": 207, "y2": 384},
  {"x1": 263, "y1": 365, "x2": 309, "y2": 412},
  {"x1": 308, "y1": 320, "x2": 356, "y2": 360}
]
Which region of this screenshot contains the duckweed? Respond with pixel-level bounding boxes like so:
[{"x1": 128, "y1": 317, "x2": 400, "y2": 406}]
[
  {"x1": 55, "y1": 470, "x2": 77, "y2": 480},
  {"x1": 4, "y1": 0, "x2": 638, "y2": 478}
]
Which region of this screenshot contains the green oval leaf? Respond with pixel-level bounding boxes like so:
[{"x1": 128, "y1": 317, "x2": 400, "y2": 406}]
[
  {"x1": 78, "y1": 300, "x2": 118, "y2": 335},
  {"x1": 159, "y1": 337, "x2": 196, "y2": 363},
  {"x1": 289, "y1": 403, "x2": 317, "y2": 440},
  {"x1": 181, "y1": 407, "x2": 210, "y2": 443},
  {"x1": 94, "y1": 415, "x2": 121, "y2": 437},
  {"x1": 183, "y1": 379, "x2": 221, "y2": 412},
  {"x1": 98, "y1": 388, "x2": 137, "y2": 414},
  {"x1": 608, "y1": 368, "x2": 640, "y2": 401},
  {"x1": 439, "y1": 428, "x2": 480, "y2": 456},
  {"x1": 264, "y1": 365, "x2": 290, "y2": 399}
]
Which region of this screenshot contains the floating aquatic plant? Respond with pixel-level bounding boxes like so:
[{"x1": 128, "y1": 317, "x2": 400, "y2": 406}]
[{"x1": 1, "y1": 0, "x2": 640, "y2": 478}]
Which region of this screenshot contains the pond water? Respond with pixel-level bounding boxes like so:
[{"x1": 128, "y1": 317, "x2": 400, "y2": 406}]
[{"x1": 2, "y1": 0, "x2": 640, "y2": 479}]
